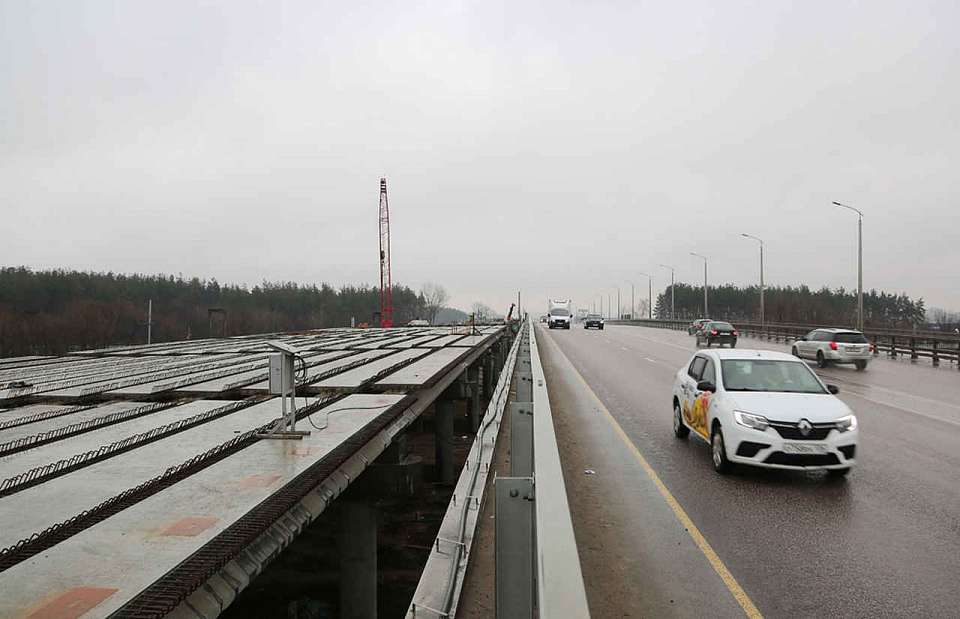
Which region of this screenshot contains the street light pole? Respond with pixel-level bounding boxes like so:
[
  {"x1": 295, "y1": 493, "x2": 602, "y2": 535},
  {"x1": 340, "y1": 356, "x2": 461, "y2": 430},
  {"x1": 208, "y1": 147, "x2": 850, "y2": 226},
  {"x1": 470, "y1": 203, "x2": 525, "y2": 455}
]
[
  {"x1": 833, "y1": 201, "x2": 864, "y2": 331},
  {"x1": 690, "y1": 252, "x2": 708, "y2": 317},
  {"x1": 616, "y1": 287, "x2": 621, "y2": 320},
  {"x1": 658, "y1": 264, "x2": 675, "y2": 319},
  {"x1": 639, "y1": 272, "x2": 653, "y2": 319},
  {"x1": 741, "y1": 234, "x2": 764, "y2": 329},
  {"x1": 630, "y1": 282, "x2": 635, "y2": 319}
]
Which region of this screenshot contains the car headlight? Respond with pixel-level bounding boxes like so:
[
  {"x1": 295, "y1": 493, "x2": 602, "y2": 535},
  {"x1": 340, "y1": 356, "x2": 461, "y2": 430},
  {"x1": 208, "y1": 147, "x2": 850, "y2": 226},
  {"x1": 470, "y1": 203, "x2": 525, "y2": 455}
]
[
  {"x1": 835, "y1": 414, "x2": 858, "y2": 432},
  {"x1": 733, "y1": 410, "x2": 769, "y2": 431}
]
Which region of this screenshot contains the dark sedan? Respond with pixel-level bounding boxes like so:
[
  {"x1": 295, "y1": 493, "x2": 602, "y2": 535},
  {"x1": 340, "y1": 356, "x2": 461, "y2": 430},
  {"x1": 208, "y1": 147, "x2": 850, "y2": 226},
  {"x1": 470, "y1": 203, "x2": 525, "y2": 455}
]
[
  {"x1": 695, "y1": 321, "x2": 738, "y2": 347},
  {"x1": 584, "y1": 314, "x2": 605, "y2": 330}
]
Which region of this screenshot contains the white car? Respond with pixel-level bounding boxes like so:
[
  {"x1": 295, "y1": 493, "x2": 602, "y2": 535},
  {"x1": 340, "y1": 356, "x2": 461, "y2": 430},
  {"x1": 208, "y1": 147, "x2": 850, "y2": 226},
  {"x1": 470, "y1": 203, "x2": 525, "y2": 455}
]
[
  {"x1": 671, "y1": 349, "x2": 858, "y2": 476},
  {"x1": 792, "y1": 328, "x2": 872, "y2": 370}
]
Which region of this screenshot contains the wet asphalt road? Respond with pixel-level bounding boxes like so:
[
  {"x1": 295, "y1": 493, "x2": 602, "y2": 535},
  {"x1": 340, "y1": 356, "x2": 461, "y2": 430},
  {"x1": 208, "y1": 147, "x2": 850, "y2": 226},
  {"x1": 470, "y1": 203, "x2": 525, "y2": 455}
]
[{"x1": 540, "y1": 324, "x2": 960, "y2": 618}]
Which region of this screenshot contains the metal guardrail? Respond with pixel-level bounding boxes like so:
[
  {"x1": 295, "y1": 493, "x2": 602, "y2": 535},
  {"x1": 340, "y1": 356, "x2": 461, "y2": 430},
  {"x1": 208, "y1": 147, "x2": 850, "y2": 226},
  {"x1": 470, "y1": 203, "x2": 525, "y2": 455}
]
[
  {"x1": 495, "y1": 320, "x2": 590, "y2": 618},
  {"x1": 612, "y1": 318, "x2": 960, "y2": 367}
]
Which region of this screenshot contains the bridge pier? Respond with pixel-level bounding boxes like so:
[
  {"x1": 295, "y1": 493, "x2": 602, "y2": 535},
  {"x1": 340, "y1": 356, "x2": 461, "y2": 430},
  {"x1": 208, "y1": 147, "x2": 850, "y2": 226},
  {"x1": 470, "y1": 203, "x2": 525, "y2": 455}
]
[
  {"x1": 339, "y1": 501, "x2": 377, "y2": 619},
  {"x1": 483, "y1": 353, "x2": 495, "y2": 400},
  {"x1": 434, "y1": 395, "x2": 456, "y2": 485},
  {"x1": 468, "y1": 364, "x2": 482, "y2": 433}
]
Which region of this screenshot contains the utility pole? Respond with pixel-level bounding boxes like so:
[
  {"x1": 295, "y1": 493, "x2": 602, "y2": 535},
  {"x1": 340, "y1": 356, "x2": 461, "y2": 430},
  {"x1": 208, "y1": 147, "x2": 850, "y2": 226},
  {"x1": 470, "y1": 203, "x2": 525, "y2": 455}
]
[
  {"x1": 741, "y1": 234, "x2": 765, "y2": 329},
  {"x1": 608, "y1": 293, "x2": 611, "y2": 320},
  {"x1": 639, "y1": 273, "x2": 653, "y2": 319},
  {"x1": 147, "y1": 299, "x2": 153, "y2": 345},
  {"x1": 630, "y1": 282, "x2": 635, "y2": 319},
  {"x1": 690, "y1": 253, "x2": 708, "y2": 317},
  {"x1": 834, "y1": 201, "x2": 864, "y2": 331},
  {"x1": 659, "y1": 264, "x2": 675, "y2": 319}
]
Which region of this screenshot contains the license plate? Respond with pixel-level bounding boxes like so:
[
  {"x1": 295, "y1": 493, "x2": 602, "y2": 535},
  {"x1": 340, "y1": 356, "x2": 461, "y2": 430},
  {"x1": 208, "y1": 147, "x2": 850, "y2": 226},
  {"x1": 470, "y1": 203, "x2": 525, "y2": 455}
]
[{"x1": 782, "y1": 442, "x2": 829, "y2": 455}]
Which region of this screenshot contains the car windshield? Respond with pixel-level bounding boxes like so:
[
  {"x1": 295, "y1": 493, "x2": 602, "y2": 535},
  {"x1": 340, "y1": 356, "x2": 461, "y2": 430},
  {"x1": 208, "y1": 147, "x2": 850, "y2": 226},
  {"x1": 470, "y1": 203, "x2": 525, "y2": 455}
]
[
  {"x1": 710, "y1": 322, "x2": 734, "y2": 330},
  {"x1": 587, "y1": 314, "x2": 601, "y2": 319},
  {"x1": 720, "y1": 359, "x2": 826, "y2": 394},
  {"x1": 835, "y1": 332, "x2": 868, "y2": 343},
  {"x1": 550, "y1": 309, "x2": 571, "y2": 316}
]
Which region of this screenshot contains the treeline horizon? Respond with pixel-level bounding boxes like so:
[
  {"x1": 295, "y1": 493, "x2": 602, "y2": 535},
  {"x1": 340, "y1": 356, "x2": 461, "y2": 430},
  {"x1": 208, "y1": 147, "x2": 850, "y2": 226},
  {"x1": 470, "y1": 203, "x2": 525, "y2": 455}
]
[
  {"x1": 653, "y1": 282, "x2": 927, "y2": 328},
  {"x1": 0, "y1": 267, "x2": 438, "y2": 357}
]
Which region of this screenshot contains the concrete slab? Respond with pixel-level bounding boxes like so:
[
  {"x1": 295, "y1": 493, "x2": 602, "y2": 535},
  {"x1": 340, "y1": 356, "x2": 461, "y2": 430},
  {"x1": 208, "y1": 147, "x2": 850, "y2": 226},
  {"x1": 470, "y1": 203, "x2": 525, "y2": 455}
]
[
  {"x1": 0, "y1": 398, "x2": 286, "y2": 550},
  {"x1": 0, "y1": 401, "x2": 151, "y2": 444},
  {"x1": 245, "y1": 349, "x2": 395, "y2": 391},
  {"x1": 0, "y1": 403, "x2": 68, "y2": 420},
  {"x1": 422, "y1": 334, "x2": 467, "y2": 348},
  {"x1": 388, "y1": 334, "x2": 446, "y2": 348},
  {"x1": 0, "y1": 400, "x2": 234, "y2": 483},
  {"x1": 312, "y1": 349, "x2": 429, "y2": 389},
  {"x1": 450, "y1": 333, "x2": 495, "y2": 348},
  {"x1": 0, "y1": 394, "x2": 406, "y2": 619},
  {"x1": 175, "y1": 350, "x2": 355, "y2": 394},
  {"x1": 376, "y1": 348, "x2": 468, "y2": 387},
  {"x1": 39, "y1": 355, "x2": 254, "y2": 398},
  {"x1": 105, "y1": 356, "x2": 272, "y2": 396}
]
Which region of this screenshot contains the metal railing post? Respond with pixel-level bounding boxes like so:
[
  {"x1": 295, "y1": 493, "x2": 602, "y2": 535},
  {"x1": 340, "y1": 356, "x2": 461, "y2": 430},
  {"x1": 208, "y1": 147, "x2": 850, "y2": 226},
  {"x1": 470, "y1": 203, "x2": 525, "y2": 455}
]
[
  {"x1": 510, "y1": 402, "x2": 534, "y2": 477},
  {"x1": 495, "y1": 477, "x2": 535, "y2": 618}
]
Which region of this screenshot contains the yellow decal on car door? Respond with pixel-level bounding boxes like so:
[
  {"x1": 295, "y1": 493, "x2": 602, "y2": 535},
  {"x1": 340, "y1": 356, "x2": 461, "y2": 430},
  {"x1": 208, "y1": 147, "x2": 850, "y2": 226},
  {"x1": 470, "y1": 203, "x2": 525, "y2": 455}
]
[{"x1": 684, "y1": 393, "x2": 711, "y2": 438}]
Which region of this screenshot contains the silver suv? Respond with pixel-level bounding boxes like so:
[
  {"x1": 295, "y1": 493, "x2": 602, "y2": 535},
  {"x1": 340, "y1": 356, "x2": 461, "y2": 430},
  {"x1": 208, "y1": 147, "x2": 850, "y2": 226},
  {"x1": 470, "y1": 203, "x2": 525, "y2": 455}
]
[{"x1": 792, "y1": 328, "x2": 872, "y2": 370}]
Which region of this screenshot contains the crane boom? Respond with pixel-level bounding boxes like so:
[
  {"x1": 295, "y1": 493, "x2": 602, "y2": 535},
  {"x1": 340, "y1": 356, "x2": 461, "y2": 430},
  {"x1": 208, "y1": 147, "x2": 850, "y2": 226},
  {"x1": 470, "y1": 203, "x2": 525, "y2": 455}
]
[{"x1": 379, "y1": 177, "x2": 393, "y2": 328}]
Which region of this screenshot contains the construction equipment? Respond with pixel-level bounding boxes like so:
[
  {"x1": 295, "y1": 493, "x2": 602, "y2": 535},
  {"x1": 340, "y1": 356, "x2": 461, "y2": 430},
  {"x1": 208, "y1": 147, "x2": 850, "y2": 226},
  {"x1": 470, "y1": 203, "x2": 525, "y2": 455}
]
[{"x1": 379, "y1": 178, "x2": 394, "y2": 328}]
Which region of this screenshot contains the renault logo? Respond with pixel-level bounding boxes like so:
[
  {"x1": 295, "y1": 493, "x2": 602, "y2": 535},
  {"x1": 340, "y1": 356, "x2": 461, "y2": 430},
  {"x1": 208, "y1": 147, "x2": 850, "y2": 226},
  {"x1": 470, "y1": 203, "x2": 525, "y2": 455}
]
[{"x1": 798, "y1": 419, "x2": 813, "y2": 436}]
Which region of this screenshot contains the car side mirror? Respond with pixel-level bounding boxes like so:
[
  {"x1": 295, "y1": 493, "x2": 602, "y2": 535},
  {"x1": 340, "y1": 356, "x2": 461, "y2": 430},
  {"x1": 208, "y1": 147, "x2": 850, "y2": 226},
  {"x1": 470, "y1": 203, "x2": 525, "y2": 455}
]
[
  {"x1": 798, "y1": 336, "x2": 807, "y2": 341},
  {"x1": 696, "y1": 380, "x2": 716, "y2": 393},
  {"x1": 827, "y1": 384, "x2": 839, "y2": 395}
]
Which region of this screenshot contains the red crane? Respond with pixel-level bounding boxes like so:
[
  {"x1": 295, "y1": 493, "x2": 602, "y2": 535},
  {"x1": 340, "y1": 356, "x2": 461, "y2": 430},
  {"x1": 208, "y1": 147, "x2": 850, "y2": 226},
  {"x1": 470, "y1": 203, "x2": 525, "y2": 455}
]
[{"x1": 378, "y1": 177, "x2": 393, "y2": 328}]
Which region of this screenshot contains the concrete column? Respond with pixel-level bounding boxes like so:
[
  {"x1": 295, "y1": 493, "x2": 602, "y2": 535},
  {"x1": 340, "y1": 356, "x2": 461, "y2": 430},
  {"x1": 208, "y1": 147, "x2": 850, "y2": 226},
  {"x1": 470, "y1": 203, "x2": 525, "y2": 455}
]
[
  {"x1": 468, "y1": 365, "x2": 482, "y2": 432},
  {"x1": 483, "y1": 354, "x2": 495, "y2": 400},
  {"x1": 339, "y1": 501, "x2": 377, "y2": 619},
  {"x1": 435, "y1": 398, "x2": 455, "y2": 484}
]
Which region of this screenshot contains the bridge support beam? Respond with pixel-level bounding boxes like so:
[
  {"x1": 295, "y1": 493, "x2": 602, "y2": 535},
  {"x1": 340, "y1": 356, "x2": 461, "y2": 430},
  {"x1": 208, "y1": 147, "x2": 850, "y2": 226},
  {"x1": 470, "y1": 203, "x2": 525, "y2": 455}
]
[{"x1": 339, "y1": 501, "x2": 377, "y2": 619}]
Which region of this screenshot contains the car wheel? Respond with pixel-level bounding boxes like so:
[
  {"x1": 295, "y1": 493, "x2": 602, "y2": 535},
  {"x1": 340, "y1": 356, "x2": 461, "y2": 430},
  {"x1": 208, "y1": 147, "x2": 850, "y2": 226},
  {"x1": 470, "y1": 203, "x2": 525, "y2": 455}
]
[
  {"x1": 792, "y1": 346, "x2": 800, "y2": 357},
  {"x1": 828, "y1": 467, "x2": 851, "y2": 477},
  {"x1": 730, "y1": 339, "x2": 737, "y2": 348},
  {"x1": 817, "y1": 351, "x2": 828, "y2": 368},
  {"x1": 705, "y1": 339, "x2": 712, "y2": 348},
  {"x1": 673, "y1": 401, "x2": 689, "y2": 439},
  {"x1": 711, "y1": 425, "x2": 732, "y2": 474},
  {"x1": 855, "y1": 360, "x2": 867, "y2": 371}
]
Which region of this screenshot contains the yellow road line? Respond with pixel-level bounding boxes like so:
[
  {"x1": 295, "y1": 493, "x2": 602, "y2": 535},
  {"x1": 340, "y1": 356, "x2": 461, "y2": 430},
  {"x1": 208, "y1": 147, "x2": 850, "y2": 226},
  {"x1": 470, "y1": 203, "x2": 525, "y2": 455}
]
[{"x1": 543, "y1": 329, "x2": 763, "y2": 618}]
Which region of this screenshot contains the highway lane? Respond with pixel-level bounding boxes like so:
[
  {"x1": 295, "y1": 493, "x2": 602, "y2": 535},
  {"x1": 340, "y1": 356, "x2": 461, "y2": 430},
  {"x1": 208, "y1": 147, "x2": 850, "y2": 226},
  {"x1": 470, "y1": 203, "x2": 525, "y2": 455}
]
[{"x1": 539, "y1": 323, "x2": 960, "y2": 618}]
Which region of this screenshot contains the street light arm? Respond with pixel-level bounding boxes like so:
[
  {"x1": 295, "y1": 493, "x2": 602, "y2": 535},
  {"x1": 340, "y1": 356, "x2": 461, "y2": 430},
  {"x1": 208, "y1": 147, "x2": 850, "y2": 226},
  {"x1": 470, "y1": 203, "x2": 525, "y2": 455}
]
[{"x1": 833, "y1": 201, "x2": 864, "y2": 218}]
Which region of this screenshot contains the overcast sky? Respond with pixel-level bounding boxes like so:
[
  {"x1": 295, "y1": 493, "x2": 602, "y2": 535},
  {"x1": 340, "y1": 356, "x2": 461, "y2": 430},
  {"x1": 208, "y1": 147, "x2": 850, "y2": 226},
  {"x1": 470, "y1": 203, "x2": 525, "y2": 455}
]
[{"x1": 2, "y1": 1, "x2": 958, "y2": 316}]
